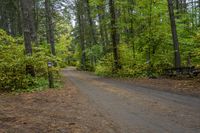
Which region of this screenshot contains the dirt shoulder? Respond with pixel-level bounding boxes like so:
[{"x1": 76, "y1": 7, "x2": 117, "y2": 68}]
[
  {"x1": 0, "y1": 78, "x2": 119, "y2": 133},
  {"x1": 77, "y1": 67, "x2": 200, "y2": 97},
  {"x1": 109, "y1": 77, "x2": 200, "y2": 97}
]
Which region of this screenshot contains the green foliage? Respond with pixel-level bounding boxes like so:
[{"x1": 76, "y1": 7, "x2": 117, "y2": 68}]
[
  {"x1": 14, "y1": 77, "x2": 49, "y2": 93},
  {"x1": 0, "y1": 29, "x2": 60, "y2": 91},
  {"x1": 85, "y1": 0, "x2": 200, "y2": 78},
  {"x1": 56, "y1": 34, "x2": 73, "y2": 68},
  {"x1": 95, "y1": 44, "x2": 172, "y2": 77},
  {"x1": 0, "y1": 29, "x2": 16, "y2": 44},
  {"x1": 95, "y1": 53, "x2": 114, "y2": 76}
]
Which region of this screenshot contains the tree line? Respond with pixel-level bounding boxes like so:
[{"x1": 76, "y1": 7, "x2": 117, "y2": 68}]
[
  {"x1": 0, "y1": 0, "x2": 71, "y2": 90},
  {"x1": 0, "y1": 0, "x2": 200, "y2": 88},
  {"x1": 72, "y1": 0, "x2": 200, "y2": 77}
]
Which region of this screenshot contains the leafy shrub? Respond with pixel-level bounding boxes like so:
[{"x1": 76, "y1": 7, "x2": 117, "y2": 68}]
[
  {"x1": 95, "y1": 44, "x2": 173, "y2": 77},
  {"x1": 95, "y1": 53, "x2": 114, "y2": 76},
  {"x1": 0, "y1": 29, "x2": 60, "y2": 91}
]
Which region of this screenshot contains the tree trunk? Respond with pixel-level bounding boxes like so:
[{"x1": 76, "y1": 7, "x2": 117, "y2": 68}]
[
  {"x1": 17, "y1": 0, "x2": 23, "y2": 36},
  {"x1": 32, "y1": 0, "x2": 38, "y2": 45},
  {"x1": 109, "y1": 0, "x2": 121, "y2": 71},
  {"x1": 167, "y1": 0, "x2": 181, "y2": 69},
  {"x1": 20, "y1": 0, "x2": 35, "y2": 76},
  {"x1": 97, "y1": 5, "x2": 106, "y2": 50},
  {"x1": 20, "y1": 0, "x2": 33, "y2": 55},
  {"x1": 175, "y1": 0, "x2": 179, "y2": 10},
  {"x1": 45, "y1": 0, "x2": 56, "y2": 56},
  {"x1": 199, "y1": 0, "x2": 200, "y2": 26},
  {"x1": 76, "y1": 0, "x2": 86, "y2": 69},
  {"x1": 85, "y1": 0, "x2": 97, "y2": 45}
]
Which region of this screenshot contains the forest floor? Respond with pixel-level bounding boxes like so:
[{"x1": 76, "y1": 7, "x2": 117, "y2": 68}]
[
  {"x1": 110, "y1": 76, "x2": 200, "y2": 97},
  {"x1": 0, "y1": 67, "x2": 200, "y2": 133},
  {"x1": 0, "y1": 77, "x2": 119, "y2": 133}
]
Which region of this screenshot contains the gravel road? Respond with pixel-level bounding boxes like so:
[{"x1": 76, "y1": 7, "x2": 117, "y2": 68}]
[{"x1": 64, "y1": 67, "x2": 200, "y2": 133}]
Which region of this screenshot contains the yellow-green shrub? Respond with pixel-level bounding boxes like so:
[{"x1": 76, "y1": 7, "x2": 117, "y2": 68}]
[{"x1": 0, "y1": 29, "x2": 59, "y2": 91}]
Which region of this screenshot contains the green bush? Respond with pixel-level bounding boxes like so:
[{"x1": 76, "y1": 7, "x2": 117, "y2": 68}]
[
  {"x1": 95, "y1": 53, "x2": 114, "y2": 76},
  {"x1": 95, "y1": 44, "x2": 173, "y2": 78},
  {"x1": 0, "y1": 29, "x2": 60, "y2": 91}
]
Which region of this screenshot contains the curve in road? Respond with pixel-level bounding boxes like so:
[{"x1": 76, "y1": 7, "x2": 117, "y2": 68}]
[{"x1": 63, "y1": 68, "x2": 200, "y2": 133}]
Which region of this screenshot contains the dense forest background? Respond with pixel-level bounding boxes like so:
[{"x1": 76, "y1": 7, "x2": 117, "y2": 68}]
[{"x1": 0, "y1": 0, "x2": 200, "y2": 91}]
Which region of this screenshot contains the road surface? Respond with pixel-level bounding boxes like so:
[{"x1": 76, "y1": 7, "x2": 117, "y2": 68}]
[{"x1": 63, "y1": 68, "x2": 200, "y2": 133}]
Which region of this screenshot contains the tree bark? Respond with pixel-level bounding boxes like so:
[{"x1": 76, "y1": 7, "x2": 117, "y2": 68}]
[
  {"x1": 198, "y1": 0, "x2": 200, "y2": 26},
  {"x1": 97, "y1": 6, "x2": 105, "y2": 49},
  {"x1": 109, "y1": 0, "x2": 121, "y2": 71},
  {"x1": 167, "y1": 0, "x2": 181, "y2": 68},
  {"x1": 175, "y1": 0, "x2": 180, "y2": 11},
  {"x1": 20, "y1": 0, "x2": 33, "y2": 55},
  {"x1": 45, "y1": 0, "x2": 56, "y2": 56},
  {"x1": 85, "y1": 0, "x2": 97, "y2": 45},
  {"x1": 32, "y1": 0, "x2": 38, "y2": 45},
  {"x1": 17, "y1": 0, "x2": 23, "y2": 36},
  {"x1": 76, "y1": 0, "x2": 86, "y2": 69},
  {"x1": 20, "y1": 0, "x2": 35, "y2": 76}
]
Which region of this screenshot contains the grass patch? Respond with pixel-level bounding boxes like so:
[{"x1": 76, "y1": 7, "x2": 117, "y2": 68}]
[{"x1": 11, "y1": 77, "x2": 64, "y2": 94}]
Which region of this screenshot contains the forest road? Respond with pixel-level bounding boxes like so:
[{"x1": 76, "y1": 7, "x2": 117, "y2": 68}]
[{"x1": 63, "y1": 67, "x2": 200, "y2": 133}]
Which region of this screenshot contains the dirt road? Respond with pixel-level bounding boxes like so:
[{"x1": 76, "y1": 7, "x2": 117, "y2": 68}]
[{"x1": 65, "y1": 68, "x2": 200, "y2": 133}]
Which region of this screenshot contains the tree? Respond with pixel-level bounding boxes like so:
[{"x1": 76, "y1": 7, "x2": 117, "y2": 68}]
[
  {"x1": 75, "y1": 0, "x2": 86, "y2": 69},
  {"x1": 85, "y1": 0, "x2": 97, "y2": 45},
  {"x1": 109, "y1": 0, "x2": 121, "y2": 71},
  {"x1": 167, "y1": 0, "x2": 181, "y2": 68},
  {"x1": 20, "y1": 0, "x2": 35, "y2": 76},
  {"x1": 45, "y1": 0, "x2": 56, "y2": 56}
]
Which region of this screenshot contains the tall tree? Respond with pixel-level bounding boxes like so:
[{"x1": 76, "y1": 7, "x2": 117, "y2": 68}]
[
  {"x1": 109, "y1": 0, "x2": 121, "y2": 71},
  {"x1": 199, "y1": 0, "x2": 200, "y2": 26},
  {"x1": 45, "y1": 0, "x2": 56, "y2": 56},
  {"x1": 75, "y1": 0, "x2": 86, "y2": 69},
  {"x1": 20, "y1": 0, "x2": 35, "y2": 76},
  {"x1": 20, "y1": 0, "x2": 33, "y2": 55},
  {"x1": 167, "y1": 0, "x2": 181, "y2": 68},
  {"x1": 85, "y1": 0, "x2": 97, "y2": 45},
  {"x1": 97, "y1": 0, "x2": 109, "y2": 49}
]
